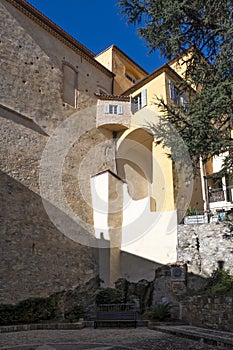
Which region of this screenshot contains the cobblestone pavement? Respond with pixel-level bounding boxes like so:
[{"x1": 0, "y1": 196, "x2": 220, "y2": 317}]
[{"x1": 0, "y1": 328, "x2": 218, "y2": 349}]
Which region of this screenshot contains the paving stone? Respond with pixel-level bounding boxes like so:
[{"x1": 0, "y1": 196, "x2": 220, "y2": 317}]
[{"x1": 0, "y1": 327, "x2": 222, "y2": 350}]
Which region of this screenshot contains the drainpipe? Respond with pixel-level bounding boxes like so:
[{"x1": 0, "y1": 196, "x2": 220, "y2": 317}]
[{"x1": 113, "y1": 131, "x2": 117, "y2": 174}]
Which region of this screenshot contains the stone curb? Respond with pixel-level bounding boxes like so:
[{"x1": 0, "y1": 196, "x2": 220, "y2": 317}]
[
  {"x1": 152, "y1": 325, "x2": 233, "y2": 350},
  {"x1": 0, "y1": 320, "x2": 151, "y2": 333},
  {"x1": 0, "y1": 322, "x2": 86, "y2": 333}
]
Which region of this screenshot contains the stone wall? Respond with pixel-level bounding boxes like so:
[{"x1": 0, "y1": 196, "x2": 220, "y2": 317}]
[
  {"x1": 150, "y1": 265, "x2": 207, "y2": 319},
  {"x1": 178, "y1": 222, "x2": 233, "y2": 276},
  {"x1": 180, "y1": 295, "x2": 233, "y2": 332},
  {"x1": 0, "y1": 0, "x2": 115, "y2": 303},
  {"x1": 1, "y1": 0, "x2": 113, "y2": 134}
]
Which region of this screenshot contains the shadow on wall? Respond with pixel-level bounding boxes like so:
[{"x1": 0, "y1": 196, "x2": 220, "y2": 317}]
[
  {"x1": 120, "y1": 250, "x2": 162, "y2": 282},
  {"x1": 0, "y1": 170, "x2": 99, "y2": 304}
]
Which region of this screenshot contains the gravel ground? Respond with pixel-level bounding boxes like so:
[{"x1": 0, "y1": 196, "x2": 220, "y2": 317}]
[{"x1": 0, "y1": 328, "x2": 218, "y2": 350}]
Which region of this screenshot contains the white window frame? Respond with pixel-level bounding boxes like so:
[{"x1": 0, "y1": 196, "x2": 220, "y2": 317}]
[
  {"x1": 109, "y1": 105, "x2": 118, "y2": 114},
  {"x1": 169, "y1": 80, "x2": 187, "y2": 107},
  {"x1": 131, "y1": 89, "x2": 147, "y2": 113},
  {"x1": 104, "y1": 103, "x2": 124, "y2": 115}
]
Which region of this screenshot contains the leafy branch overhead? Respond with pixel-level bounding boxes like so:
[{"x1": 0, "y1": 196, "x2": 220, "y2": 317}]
[{"x1": 118, "y1": 0, "x2": 233, "y2": 174}]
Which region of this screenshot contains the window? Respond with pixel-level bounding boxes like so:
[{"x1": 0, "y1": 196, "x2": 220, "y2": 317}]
[
  {"x1": 131, "y1": 89, "x2": 147, "y2": 113},
  {"x1": 181, "y1": 92, "x2": 187, "y2": 107},
  {"x1": 125, "y1": 72, "x2": 136, "y2": 84},
  {"x1": 169, "y1": 80, "x2": 180, "y2": 105},
  {"x1": 169, "y1": 80, "x2": 187, "y2": 107},
  {"x1": 104, "y1": 104, "x2": 123, "y2": 115},
  {"x1": 109, "y1": 105, "x2": 117, "y2": 114}
]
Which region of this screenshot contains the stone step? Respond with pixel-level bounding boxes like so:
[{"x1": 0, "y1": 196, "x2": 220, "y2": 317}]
[{"x1": 153, "y1": 325, "x2": 233, "y2": 349}]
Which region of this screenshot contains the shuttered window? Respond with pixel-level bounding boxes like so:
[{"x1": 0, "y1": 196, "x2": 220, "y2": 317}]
[
  {"x1": 104, "y1": 104, "x2": 124, "y2": 115},
  {"x1": 169, "y1": 80, "x2": 187, "y2": 107},
  {"x1": 131, "y1": 89, "x2": 147, "y2": 113}
]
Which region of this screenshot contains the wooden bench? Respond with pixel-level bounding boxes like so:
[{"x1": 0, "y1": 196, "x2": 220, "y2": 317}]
[{"x1": 94, "y1": 304, "x2": 137, "y2": 328}]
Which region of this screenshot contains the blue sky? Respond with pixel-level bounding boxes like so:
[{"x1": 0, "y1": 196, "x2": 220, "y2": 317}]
[{"x1": 26, "y1": 0, "x2": 167, "y2": 73}]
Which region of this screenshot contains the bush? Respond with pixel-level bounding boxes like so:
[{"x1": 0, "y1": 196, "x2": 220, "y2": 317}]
[
  {"x1": 0, "y1": 295, "x2": 59, "y2": 325},
  {"x1": 95, "y1": 288, "x2": 124, "y2": 305},
  {"x1": 144, "y1": 303, "x2": 173, "y2": 321},
  {"x1": 204, "y1": 269, "x2": 233, "y2": 295},
  {"x1": 64, "y1": 304, "x2": 85, "y2": 322}
]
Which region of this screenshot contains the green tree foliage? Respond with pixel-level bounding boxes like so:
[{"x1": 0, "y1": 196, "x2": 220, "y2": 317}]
[
  {"x1": 118, "y1": 0, "x2": 233, "y2": 174},
  {"x1": 64, "y1": 304, "x2": 85, "y2": 322},
  {"x1": 204, "y1": 268, "x2": 233, "y2": 295},
  {"x1": 95, "y1": 288, "x2": 124, "y2": 305},
  {"x1": 0, "y1": 296, "x2": 59, "y2": 325}
]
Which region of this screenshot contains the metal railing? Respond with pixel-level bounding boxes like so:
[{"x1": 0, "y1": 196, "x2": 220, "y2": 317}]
[{"x1": 97, "y1": 303, "x2": 136, "y2": 312}]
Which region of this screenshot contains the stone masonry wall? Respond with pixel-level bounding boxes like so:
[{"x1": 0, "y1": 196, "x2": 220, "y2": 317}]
[
  {"x1": 0, "y1": 0, "x2": 115, "y2": 303},
  {"x1": 178, "y1": 222, "x2": 233, "y2": 276},
  {"x1": 1, "y1": 0, "x2": 113, "y2": 133},
  {"x1": 181, "y1": 295, "x2": 233, "y2": 332},
  {"x1": 0, "y1": 114, "x2": 102, "y2": 303}
]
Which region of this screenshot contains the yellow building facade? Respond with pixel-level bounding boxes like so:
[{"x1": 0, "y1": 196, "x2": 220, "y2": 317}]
[{"x1": 94, "y1": 47, "x2": 205, "y2": 284}]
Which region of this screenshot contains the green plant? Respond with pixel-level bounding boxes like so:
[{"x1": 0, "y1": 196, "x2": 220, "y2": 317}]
[
  {"x1": 64, "y1": 304, "x2": 85, "y2": 323},
  {"x1": 204, "y1": 269, "x2": 233, "y2": 295},
  {"x1": 95, "y1": 288, "x2": 124, "y2": 305},
  {"x1": 0, "y1": 295, "x2": 59, "y2": 326},
  {"x1": 186, "y1": 207, "x2": 197, "y2": 216},
  {"x1": 144, "y1": 303, "x2": 173, "y2": 321}
]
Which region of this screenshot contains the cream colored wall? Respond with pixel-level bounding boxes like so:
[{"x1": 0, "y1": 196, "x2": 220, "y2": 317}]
[
  {"x1": 130, "y1": 72, "x2": 204, "y2": 213},
  {"x1": 131, "y1": 72, "x2": 167, "y2": 114},
  {"x1": 121, "y1": 194, "x2": 177, "y2": 265},
  {"x1": 95, "y1": 48, "x2": 113, "y2": 72},
  {"x1": 96, "y1": 46, "x2": 147, "y2": 95},
  {"x1": 169, "y1": 52, "x2": 193, "y2": 79},
  {"x1": 152, "y1": 142, "x2": 175, "y2": 211},
  {"x1": 91, "y1": 171, "x2": 124, "y2": 286},
  {"x1": 128, "y1": 73, "x2": 175, "y2": 212},
  {"x1": 91, "y1": 172, "x2": 110, "y2": 240},
  {"x1": 116, "y1": 105, "x2": 177, "y2": 267}
]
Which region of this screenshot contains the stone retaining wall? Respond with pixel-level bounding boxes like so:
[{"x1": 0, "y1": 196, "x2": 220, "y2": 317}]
[
  {"x1": 180, "y1": 295, "x2": 233, "y2": 332},
  {"x1": 178, "y1": 222, "x2": 233, "y2": 276}
]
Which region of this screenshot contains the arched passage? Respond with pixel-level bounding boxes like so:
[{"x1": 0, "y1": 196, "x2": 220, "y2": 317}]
[
  {"x1": 115, "y1": 124, "x2": 177, "y2": 267},
  {"x1": 116, "y1": 127, "x2": 153, "y2": 201}
]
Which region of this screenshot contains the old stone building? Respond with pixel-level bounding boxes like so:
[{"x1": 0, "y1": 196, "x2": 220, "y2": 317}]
[
  {"x1": 0, "y1": 0, "x2": 154, "y2": 303},
  {"x1": 0, "y1": 0, "x2": 117, "y2": 303},
  {"x1": 0, "y1": 0, "x2": 232, "y2": 305}
]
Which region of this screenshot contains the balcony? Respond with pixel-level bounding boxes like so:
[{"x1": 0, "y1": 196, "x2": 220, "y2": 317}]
[{"x1": 96, "y1": 95, "x2": 131, "y2": 131}]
